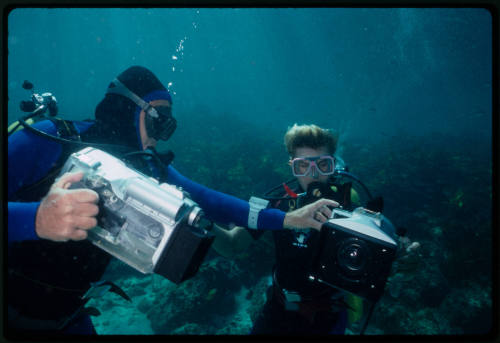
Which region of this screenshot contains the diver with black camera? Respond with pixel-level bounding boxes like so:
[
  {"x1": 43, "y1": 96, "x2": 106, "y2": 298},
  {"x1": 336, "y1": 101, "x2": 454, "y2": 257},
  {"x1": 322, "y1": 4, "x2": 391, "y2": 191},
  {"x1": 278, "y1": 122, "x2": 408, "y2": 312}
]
[
  {"x1": 8, "y1": 67, "x2": 338, "y2": 335},
  {"x1": 211, "y1": 124, "x2": 420, "y2": 335}
]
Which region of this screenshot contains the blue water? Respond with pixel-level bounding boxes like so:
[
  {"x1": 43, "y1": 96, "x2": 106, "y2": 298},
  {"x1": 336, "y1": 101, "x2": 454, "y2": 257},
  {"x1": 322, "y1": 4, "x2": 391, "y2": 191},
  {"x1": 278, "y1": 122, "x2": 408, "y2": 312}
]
[
  {"x1": 8, "y1": 8, "x2": 491, "y2": 140},
  {"x1": 7, "y1": 7, "x2": 494, "y2": 335}
]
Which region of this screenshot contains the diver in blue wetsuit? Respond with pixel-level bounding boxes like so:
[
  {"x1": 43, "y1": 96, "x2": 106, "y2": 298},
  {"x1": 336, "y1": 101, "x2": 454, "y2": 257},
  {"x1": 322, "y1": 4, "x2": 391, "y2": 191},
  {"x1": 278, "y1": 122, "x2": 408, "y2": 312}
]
[{"x1": 8, "y1": 66, "x2": 337, "y2": 335}]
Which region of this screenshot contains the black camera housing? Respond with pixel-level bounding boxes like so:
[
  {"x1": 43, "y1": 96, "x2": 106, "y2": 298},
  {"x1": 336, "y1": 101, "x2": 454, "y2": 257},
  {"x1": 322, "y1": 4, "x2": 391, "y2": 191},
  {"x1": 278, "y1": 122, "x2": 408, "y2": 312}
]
[
  {"x1": 155, "y1": 217, "x2": 214, "y2": 283},
  {"x1": 312, "y1": 208, "x2": 398, "y2": 302}
]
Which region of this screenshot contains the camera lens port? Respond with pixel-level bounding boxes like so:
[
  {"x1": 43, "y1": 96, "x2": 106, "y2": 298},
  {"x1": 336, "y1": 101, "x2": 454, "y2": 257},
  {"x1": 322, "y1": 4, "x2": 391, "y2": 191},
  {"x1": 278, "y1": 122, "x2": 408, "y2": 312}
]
[{"x1": 337, "y1": 238, "x2": 370, "y2": 276}]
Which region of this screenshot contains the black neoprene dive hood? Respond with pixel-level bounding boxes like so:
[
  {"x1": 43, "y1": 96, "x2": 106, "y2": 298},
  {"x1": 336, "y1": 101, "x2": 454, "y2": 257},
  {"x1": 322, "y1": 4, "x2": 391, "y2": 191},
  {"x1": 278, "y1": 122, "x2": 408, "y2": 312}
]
[{"x1": 94, "y1": 66, "x2": 174, "y2": 150}]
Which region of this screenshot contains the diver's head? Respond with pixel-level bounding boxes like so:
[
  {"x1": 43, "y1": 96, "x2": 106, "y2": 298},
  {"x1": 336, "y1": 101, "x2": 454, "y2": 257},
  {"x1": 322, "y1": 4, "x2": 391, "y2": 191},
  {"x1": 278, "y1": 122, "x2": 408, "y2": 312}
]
[
  {"x1": 95, "y1": 66, "x2": 176, "y2": 150},
  {"x1": 284, "y1": 124, "x2": 338, "y2": 191}
]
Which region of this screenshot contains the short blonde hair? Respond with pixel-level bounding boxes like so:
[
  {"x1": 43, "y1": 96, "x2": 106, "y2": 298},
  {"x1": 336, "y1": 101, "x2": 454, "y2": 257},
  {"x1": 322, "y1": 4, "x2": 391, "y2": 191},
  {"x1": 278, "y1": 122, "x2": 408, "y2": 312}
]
[{"x1": 284, "y1": 124, "x2": 338, "y2": 157}]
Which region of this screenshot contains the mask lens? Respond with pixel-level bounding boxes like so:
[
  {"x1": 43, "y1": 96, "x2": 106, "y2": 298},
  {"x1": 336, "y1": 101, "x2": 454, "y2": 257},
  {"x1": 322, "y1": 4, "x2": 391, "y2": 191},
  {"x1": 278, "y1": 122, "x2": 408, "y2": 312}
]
[
  {"x1": 291, "y1": 156, "x2": 335, "y2": 176},
  {"x1": 154, "y1": 105, "x2": 172, "y2": 118},
  {"x1": 292, "y1": 158, "x2": 311, "y2": 176},
  {"x1": 316, "y1": 157, "x2": 334, "y2": 174},
  {"x1": 146, "y1": 105, "x2": 176, "y2": 141}
]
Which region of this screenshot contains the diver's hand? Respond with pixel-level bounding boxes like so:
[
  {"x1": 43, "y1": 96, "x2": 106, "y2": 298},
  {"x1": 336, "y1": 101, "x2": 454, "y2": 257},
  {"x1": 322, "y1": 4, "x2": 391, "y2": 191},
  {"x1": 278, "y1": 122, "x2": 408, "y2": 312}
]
[
  {"x1": 283, "y1": 198, "x2": 339, "y2": 231},
  {"x1": 35, "y1": 172, "x2": 99, "y2": 242}
]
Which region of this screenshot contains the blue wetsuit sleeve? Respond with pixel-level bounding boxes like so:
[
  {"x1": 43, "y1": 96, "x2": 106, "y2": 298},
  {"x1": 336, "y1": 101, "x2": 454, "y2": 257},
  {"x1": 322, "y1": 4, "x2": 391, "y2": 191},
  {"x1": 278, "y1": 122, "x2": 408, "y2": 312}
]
[
  {"x1": 8, "y1": 202, "x2": 40, "y2": 242},
  {"x1": 166, "y1": 165, "x2": 286, "y2": 230},
  {"x1": 8, "y1": 120, "x2": 63, "y2": 243}
]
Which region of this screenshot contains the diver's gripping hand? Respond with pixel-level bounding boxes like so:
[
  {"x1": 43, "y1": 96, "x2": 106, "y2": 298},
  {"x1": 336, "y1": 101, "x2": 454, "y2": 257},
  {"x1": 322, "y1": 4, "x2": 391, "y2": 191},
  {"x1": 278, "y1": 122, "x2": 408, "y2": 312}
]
[
  {"x1": 283, "y1": 198, "x2": 339, "y2": 231},
  {"x1": 35, "y1": 172, "x2": 99, "y2": 242}
]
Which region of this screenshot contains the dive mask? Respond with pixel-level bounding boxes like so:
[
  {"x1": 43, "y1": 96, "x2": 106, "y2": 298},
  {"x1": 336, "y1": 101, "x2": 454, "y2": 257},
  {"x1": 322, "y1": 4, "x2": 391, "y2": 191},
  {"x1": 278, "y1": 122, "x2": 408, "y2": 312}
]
[
  {"x1": 144, "y1": 105, "x2": 177, "y2": 141},
  {"x1": 106, "y1": 78, "x2": 176, "y2": 141},
  {"x1": 290, "y1": 155, "x2": 335, "y2": 177}
]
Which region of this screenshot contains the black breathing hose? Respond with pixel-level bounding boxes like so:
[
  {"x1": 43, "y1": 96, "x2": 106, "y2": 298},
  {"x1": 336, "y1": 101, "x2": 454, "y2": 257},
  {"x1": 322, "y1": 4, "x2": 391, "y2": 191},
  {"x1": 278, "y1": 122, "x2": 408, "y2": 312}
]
[{"x1": 10, "y1": 115, "x2": 133, "y2": 154}]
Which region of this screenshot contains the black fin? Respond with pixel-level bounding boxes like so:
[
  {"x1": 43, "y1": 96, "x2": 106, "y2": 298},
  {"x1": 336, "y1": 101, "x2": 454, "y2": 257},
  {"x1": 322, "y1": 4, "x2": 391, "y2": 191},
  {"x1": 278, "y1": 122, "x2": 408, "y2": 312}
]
[{"x1": 107, "y1": 281, "x2": 132, "y2": 302}]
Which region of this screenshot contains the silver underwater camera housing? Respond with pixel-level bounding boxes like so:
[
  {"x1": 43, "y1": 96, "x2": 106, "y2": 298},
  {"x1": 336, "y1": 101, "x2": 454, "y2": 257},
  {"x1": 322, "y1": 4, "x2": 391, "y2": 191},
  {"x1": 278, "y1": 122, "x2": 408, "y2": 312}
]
[
  {"x1": 59, "y1": 147, "x2": 214, "y2": 284},
  {"x1": 312, "y1": 207, "x2": 398, "y2": 302}
]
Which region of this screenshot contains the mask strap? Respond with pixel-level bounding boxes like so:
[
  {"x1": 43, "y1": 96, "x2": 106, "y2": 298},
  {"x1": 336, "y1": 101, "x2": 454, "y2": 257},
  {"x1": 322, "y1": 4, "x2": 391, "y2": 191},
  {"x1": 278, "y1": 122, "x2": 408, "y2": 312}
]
[{"x1": 106, "y1": 78, "x2": 159, "y2": 118}]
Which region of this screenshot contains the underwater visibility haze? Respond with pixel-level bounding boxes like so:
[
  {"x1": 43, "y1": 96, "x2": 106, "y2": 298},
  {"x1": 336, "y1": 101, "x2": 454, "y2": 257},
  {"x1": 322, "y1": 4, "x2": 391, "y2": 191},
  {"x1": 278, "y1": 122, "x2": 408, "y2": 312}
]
[{"x1": 7, "y1": 8, "x2": 493, "y2": 335}]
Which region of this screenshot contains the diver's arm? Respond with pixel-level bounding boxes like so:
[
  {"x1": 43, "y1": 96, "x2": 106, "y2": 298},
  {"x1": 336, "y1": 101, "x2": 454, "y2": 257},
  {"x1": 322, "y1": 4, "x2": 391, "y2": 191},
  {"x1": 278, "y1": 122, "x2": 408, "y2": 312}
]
[
  {"x1": 8, "y1": 202, "x2": 41, "y2": 242},
  {"x1": 8, "y1": 120, "x2": 61, "y2": 243},
  {"x1": 211, "y1": 224, "x2": 254, "y2": 258},
  {"x1": 166, "y1": 165, "x2": 285, "y2": 229},
  {"x1": 166, "y1": 166, "x2": 338, "y2": 230},
  {"x1": 8, "y1": 173, "x2": 100, "y2": 244}
]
